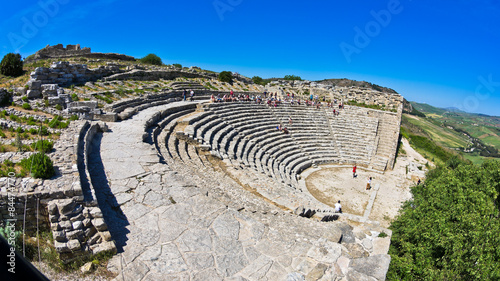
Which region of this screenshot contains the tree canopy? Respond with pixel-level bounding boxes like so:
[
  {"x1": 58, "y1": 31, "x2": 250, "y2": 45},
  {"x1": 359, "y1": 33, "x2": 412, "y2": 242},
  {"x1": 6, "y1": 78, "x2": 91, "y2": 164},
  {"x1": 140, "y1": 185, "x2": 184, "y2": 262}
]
[
  {"x1": 218, "y1": 71, "x2": 233, "y2": 83},
  {"x1": 139, "y1": 53, "x2": 163, "y2": 66},
  {"x1": 388, "y1": 159, "x2": 500, "y2": 280},
  {"x1": 283, "y1": 75, "x2": 302, "y2": 81},
  {"x1": 0, "y1": 53, "x2": 23, "y2": 77}
]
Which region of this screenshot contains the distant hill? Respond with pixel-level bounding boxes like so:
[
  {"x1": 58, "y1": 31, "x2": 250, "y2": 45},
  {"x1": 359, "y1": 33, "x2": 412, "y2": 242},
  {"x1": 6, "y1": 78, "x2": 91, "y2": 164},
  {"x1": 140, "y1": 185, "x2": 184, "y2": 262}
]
[
  {"x1": 410, "y1": 102, "x2": 447, "y2": 116},
  {"x1": 443, "y1": 107, "x2": 466, "y2": 113},
  {"x1": 316, "y1": 78, "x2": 398, "y2": 94},
  {"x1": 405, "y1": 101, "x2": 500, "y2": 164}
]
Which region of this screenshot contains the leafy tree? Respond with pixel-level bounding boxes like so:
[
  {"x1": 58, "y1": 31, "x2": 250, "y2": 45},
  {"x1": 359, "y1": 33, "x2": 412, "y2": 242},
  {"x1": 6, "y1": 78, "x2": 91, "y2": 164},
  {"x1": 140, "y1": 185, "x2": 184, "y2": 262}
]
[
  {"x1": 140, "y1": 53, "x2": 163, "y2": 66},
  {"x1": 20, "y1": 152, "x2": 55, "y2": 179},
  {"x1": 252, "y1": 76, "x2": 264, "y2": 85},
  {"x1": 388, "y1": 160, "x2": 500, "y2": 280},
  {"x1": 218, "y1": 71, "x2": 233, "y2": 83},
  {"x1": 0, "y1": 53, "x2": 23, "y2": 77},
  {"x1": 172, "y1": 63, "x2": 182, "y2": 69},
  {"x1": 283, "y1": 75, "x2": 302, "y2": 81}
]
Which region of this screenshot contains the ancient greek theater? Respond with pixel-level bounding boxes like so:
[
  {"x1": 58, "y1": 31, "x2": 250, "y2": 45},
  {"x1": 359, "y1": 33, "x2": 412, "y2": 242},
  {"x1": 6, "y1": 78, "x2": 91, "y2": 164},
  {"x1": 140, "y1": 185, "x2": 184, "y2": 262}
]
[{"x1": 0, "y1": 49, "x2": 423, "y2": 281}]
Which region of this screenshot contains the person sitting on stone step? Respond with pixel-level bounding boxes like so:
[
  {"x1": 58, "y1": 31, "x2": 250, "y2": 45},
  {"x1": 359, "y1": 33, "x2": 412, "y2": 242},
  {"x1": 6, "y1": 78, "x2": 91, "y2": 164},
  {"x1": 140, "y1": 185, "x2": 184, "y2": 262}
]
[{"x1": 335, "y1": 200, "x2": 342, "y2": 213}]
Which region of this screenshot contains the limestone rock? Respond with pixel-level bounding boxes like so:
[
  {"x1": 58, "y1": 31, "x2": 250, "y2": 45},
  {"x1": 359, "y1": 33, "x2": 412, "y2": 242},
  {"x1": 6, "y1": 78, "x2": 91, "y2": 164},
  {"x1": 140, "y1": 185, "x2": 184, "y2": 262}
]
[
  {"x1": 89, "y1": 207, "x2": 103, "y2": 218},
  {"x1": 53, "y1": 230, "x2": 66, "y2": 242},
  {"x1": 344, "y1": 243, "x2": 369, "y2": 259},
  {"x1": 306, "y1": 263, "x2": 329, "y2": 281},
  {"x1": 59, "y1": 220, "x2": 73, "y2": 230},
  {"x1": 56, "y1": 199, "x2": 76, "y2": 216},
  {"x1": 67, "y1": 239, "x2": 81, "y2": 251},
  {"x1": 349, "y1": 254, "x2": 391, "y2": 281},
  {"x1": 92, "y1": 218, "x2": 107, "y2": 231},
  {"x1": 286, "y1": 272, "x2": 305, "y2": 281},
  {"x1": 54, "y1": 241, "x2": 70, "y2": 253},
  {"x1": 72, "y1": 221, "x2": 83, "y2": 230},
  {"x1": 80, "y1": 262, "x2": 94, "y2": 274},
  {"x1": 47, "y1": 202, "x2": 58, "y2": 215}
]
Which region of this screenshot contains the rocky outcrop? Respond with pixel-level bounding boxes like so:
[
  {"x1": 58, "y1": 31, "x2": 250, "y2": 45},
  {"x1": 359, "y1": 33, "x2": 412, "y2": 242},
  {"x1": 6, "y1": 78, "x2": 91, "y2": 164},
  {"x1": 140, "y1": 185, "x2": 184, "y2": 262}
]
[{"x1": 29, "y1": 44, "x2": 134, "y2": 62}]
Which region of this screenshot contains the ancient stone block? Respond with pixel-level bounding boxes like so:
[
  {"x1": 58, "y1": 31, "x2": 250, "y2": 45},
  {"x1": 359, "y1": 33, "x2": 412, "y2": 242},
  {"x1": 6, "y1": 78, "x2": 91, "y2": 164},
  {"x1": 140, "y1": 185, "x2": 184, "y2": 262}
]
[
  {"x1": 100, "y1": 231, "x2": 112, "y2": 241},
  {"x1": 27, "y1": 90, "x2": 41, "y2": 99},
  {"x1": 89, "y1": 207, "x2": 103, "y2": 218},
  {"x1": 88, "y1": 232, "x2": 101, "y2": 246},
  {"x1": 56, "y1": 199, "x2": 76, "y2": 216},
  {"x1": 84, "y1": 226, "x2": 97, "y2": 238},
  {"x1": 66, "y1": 229, "x2": 83, "y2": 240},
  {"x1": 92, "y1": 218, "x2": 107, "y2": 231},
  {"x1": 72, "y1": 221, "x2": 83, "y2": 230},
  {"x1": 54, "y1": 241, "x2": 70, "y2": 253},
  {"x1": 82, "y1": 218, "x2": 92, "y2": 228},
  {"x1": 67, "y1": 239, "x2": 81, "y2": 251},
  {"x1": 59, "y1": 220, "x2": 73, "y2": 230},
  {"x1": 53, "y1": 230, "x2": 67, "y2": 242},
  {"x1": 51, "y1": 222, "x2": 61, "y2": 231}
]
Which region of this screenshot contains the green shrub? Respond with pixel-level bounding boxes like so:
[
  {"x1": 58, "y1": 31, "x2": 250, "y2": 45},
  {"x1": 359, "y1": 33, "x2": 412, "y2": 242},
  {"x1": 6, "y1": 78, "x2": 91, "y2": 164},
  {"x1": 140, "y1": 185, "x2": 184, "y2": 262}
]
[
  {"x1": 284, "y1": 75, "x2": 302, "y2": 81},
  {"x1": 172, "y1": 63, "x2": 182, "y2": 69},
  {"x1": 95, "y1": 94, "x2": 113, "y2": 104},
  {"x1": 31, "y1": 139, "x2": 53, "y2": 153},
  {"x1": 140, "y1": 53, "x2": 163, "y2": 66},
  {"x1": 21, "y1": 96, "x2": 28, "y2": 102},
  {"x1": 218, "y1": 71, "x2": 233, "y2": 83},
  {"x1": 39, "y1": 126, "x2": 49, "y2": 136},
  {"x1": 0, "y1": 53, "x2": 23, "y2": 77},
  {"x1": 48, "y1": 115, "x2": 69, "y2": 129},
  {"x1": 26, "y1": 116, "x2": 37, "y2": 126},
  {"x1": 22, "y1": 103, "x2": 31, "y2": 110},
  {"x1": 55, "y1": 104, "x2": 62, "y2": 111},
  {"x1": 71, "y1": 93, "x2": 79, "y2": 101},
  {"x1": 9, "y1": 114, "x2": 19, "y2": 122},
  {"x1": 388, "y1": 160, "x2": 500, "y2": 280},
  {"x1": 252, "y1": 76, "x2": 266, "y2": 85},
  {"x1": 0, "y1": 227, "x2": 23, "y2": 253},
  {"x1": 20, "y1": 152, "x2": 54, "y2": 179}
]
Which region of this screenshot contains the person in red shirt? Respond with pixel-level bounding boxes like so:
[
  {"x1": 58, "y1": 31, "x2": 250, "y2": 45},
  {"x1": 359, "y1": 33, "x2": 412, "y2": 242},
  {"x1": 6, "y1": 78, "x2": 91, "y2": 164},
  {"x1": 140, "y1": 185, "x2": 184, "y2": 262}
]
[{"x1": 353, "y1": 165, "x2": 357, "y2": 178}]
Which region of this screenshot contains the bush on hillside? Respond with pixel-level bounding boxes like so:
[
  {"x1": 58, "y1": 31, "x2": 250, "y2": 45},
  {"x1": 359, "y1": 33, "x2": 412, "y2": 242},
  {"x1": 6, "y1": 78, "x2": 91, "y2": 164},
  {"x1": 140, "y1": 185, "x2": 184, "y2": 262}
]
[
  {"x1": 218, "y1": 71, "x2": 233, "y2": 83},
  {"x1": 252, "y1": 76, "x2": 264, "y2": 85},
  {"x1": 19, "y1": 152, "x2": 54, "y2": 179},
  {"x1": 172, "y1": 63, "x2": 182, "y2": 69},
  {"x1": 283, "y1": 75, "x2": 302, "y2": 81},
  {"x1": 31, "y1": 139, "x2": 53, "y2": 153},
  {"x1": 0, "y1": 53, "x2": 23, "y2": 77},
  {"x1": 388, "y1": 159, "x2": 500, "y2": 280},
  {"x1": 140, "y1": 54, "x2": 163, "y2": 66}
]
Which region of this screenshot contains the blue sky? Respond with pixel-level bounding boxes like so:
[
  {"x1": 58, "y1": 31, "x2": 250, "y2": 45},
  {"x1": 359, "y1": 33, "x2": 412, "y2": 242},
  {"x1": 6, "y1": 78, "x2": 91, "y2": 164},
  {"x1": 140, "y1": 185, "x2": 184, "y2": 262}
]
[{"x1": 1, "y1": 0, "x2": 499, "y2": 115}]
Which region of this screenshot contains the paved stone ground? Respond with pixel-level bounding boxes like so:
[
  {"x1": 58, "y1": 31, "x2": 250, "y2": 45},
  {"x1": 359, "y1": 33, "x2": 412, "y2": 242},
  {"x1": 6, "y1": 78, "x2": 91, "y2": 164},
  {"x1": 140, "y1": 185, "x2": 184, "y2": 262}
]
[{"x1": 93, "y1": 101, "x2": 391, "y2": 281}]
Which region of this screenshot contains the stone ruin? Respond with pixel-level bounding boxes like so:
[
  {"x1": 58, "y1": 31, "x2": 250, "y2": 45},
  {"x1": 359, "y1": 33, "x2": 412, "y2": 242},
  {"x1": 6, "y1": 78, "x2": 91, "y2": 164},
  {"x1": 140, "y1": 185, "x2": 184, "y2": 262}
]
[
  {"x1": 2, "y1": 49, "x2": 411, "y2": 278},
  {"x1": 32, "y1": 44, "x2": 91, "y2": 60},
  {"x1": 0, "y1": 121, "x2": 117, "y2": 264},
  {"x1": 29, "y1": 44, "x2": 135, "y2": 62}
]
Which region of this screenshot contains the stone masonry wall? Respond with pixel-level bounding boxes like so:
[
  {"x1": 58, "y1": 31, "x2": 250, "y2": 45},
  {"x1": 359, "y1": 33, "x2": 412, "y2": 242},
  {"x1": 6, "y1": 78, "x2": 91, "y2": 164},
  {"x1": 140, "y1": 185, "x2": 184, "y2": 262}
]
[{"x1": 30, "y1": 44, "x2": 135, "y2": 62}]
